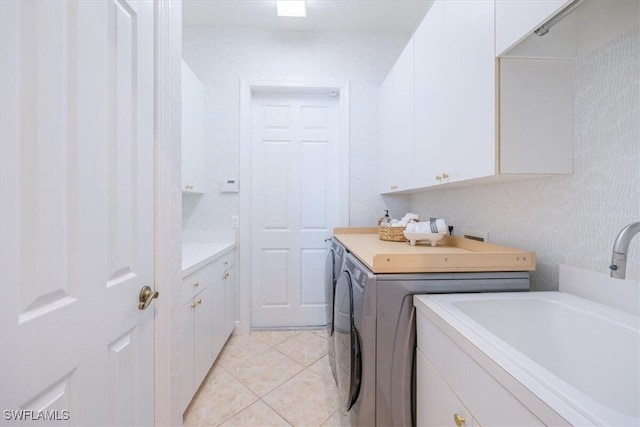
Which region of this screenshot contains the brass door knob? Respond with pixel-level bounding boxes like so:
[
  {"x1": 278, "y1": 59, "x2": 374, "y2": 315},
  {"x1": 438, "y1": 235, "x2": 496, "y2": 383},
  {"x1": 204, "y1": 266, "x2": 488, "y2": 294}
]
[
  {"x1": 453, "y1": 413, "x2": 466, "y2": 426},
  {"x1": 138, "y1": 285, "x2": 159, "y2": 310}
]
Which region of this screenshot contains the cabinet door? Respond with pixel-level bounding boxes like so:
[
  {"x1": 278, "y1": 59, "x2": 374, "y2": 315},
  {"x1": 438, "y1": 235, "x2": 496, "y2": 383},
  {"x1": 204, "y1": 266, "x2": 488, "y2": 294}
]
[
  {"x1": 416, "y1": 349, "x2": 476, "y2": 427},
  {"x1": 414, "y1": 0, "x2": 445, "y2": 187},
  {"x1": 495, "y1": 0, "x2": 570, "y2": 56},
  {"x1": 223, "y1": 264, "x2": 237, "y2": 339},
  {"x1": 379, "y1": 38, "x2": 415, "y2": 193},
  {"x1": 211, "y1": 273, "x2": 227, "y2": 360},
  {"x1": 193, "y1": 285, "x2": 215, "y2": 387},
  {"x1": 441, "y1": 0, "x2": 495, "y2": 183},
  {"x1": 181, "y1": 60, "x2": 205, "y2": 193},
  {"x1": 181, "y1": 301, "x2": 195, "y2": 412}
]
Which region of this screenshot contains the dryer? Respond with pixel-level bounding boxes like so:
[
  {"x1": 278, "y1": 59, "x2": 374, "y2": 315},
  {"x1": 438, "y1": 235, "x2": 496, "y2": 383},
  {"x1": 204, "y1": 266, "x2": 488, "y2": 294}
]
[
  {"x1": 333, "y1": 252, "x2": 530, "y2": 426},
  {"x1": 325, "y1": 237, "x2": 347, "y2": 383}
]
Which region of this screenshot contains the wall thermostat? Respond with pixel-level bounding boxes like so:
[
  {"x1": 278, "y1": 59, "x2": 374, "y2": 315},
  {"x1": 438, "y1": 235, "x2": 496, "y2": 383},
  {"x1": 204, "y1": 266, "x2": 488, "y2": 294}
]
[{"x1": 221, "y1": 179, "x2": 239, "y2": 193}]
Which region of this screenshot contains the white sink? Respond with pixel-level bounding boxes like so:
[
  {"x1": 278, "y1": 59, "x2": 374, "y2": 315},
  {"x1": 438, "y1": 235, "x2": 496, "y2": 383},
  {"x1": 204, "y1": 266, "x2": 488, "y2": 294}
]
[{"x1": 420, "y1": 291, "x2": 640, "y2": 426}]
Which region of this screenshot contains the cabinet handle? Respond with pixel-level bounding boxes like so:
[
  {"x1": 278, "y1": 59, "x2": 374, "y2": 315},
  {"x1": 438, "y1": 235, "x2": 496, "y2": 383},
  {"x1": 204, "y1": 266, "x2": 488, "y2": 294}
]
[
  {"x1": 224, "y1": 261, "x2": 228, "y2": 265},
  {"x1": 453, "y1": 414, "x2": 466, "y2": 427},
  {"x1": 435, "y1": 175, "x2": 442, "y2": 182},
  {"x1": 193, "y1": 281, "x2": 199, "y2": 288},
  {"x1": 390, "y1": 185, "x2": 398, "y2": 190},
  {"x1": 442, "y1": 172, "x2": 449, "y2": 180},
  {"x1": 223, "y1": 272, "x2": 229, "y2": 279},
  {"x1": 196, "y1": 299, "x2": 202, "y2": 305},
  {"x1": 190, "y1": 302, "x2": 197, "y2": 309},
  {"x1": 185, "y1": 184, "x2": 193, "y2": 190}
]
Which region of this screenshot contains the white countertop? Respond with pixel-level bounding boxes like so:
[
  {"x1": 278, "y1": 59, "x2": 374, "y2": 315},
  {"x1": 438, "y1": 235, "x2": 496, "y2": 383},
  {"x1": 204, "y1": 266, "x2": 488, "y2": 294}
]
[{"x1": 182, "y1": 242, "x2": 235, "y2": 277}]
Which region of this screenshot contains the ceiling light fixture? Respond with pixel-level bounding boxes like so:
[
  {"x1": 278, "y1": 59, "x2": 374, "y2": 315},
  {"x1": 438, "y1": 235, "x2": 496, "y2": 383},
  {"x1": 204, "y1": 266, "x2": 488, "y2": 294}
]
[{"x1": 276, "y1": 0, "x2": 307, "y2": 18}]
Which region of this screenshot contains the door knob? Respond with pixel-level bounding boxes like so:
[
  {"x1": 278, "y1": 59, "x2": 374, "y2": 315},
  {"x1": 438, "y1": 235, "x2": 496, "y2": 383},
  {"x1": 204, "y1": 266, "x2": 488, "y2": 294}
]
[{"x1": 138, "y1": 285, "x2": 159, "y2": 310}]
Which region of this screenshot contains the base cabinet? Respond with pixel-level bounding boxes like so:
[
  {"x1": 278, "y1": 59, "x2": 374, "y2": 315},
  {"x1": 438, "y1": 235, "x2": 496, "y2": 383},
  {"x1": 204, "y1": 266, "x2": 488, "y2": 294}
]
[
  {"x1": 416, "y1": 308, "x2": 555, "y2": 426},
  {"x1": 181, "y1": 249, "x2": 237, "y2": 412}
]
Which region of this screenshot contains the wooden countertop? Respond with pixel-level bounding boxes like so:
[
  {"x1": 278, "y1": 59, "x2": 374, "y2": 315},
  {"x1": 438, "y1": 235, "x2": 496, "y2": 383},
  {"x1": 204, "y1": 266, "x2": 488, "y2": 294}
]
[{"x1": 334, "y1": 227, "x2": 536, "y2": 274}]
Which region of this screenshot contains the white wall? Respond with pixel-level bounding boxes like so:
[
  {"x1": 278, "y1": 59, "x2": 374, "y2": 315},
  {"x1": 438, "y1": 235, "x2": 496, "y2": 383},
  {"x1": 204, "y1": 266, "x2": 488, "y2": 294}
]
[
  {"x1": 410, "y1": 26, "x2": 639, "y2": 291},
  {"x1": 182, "y1": 28, "x2": 408, "y2": 231}
]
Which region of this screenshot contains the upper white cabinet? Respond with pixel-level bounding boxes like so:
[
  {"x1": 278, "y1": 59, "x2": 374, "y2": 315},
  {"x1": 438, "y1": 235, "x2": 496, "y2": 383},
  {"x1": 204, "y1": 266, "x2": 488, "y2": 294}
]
[
  {"x1": 379, "y1": 38, "x2": 415, "y2": 194},
  {"x1": 413, "y1": 0, "x2": 445, "y2": 187},
  {"x1": 181, "y1": 60, "x2": 205, "y2": 193},
  {"x1": 439, "y1": 0, "x2": 496, "y2": 183},
  {"x1": 414, "y1": 0, "x2": 495, "y2": 187},
  {"x1": 380, "y1": 0, "x2": 577, "y2": 195},
  {"x1": 495, "y1": 0, "x2": 570, "y2": 56}
]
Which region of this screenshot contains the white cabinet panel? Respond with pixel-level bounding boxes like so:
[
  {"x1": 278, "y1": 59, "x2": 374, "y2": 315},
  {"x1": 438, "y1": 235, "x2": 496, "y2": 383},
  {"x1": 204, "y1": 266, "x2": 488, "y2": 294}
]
[
  {"x1": 379, "y1": 38, "x2": 415, "y2": 193},
  {"x1": 414, "y1": 0, "x2": 445, "y2": 187},
  {"x1": 413, "y1": 0, "x2": 495, "y2": 187},
  {"x1": 223, "y1": 263, "x2": 237, "y2": 341},
  {"x1": 194, "y1": 285, "x2": 216, "y2": 388},
  {"x1": 181, "y1": 60, "x2": 205, "y2": 193},
  {"x1": 441, "y1": 0, "x2": 495, "y2": 183}
]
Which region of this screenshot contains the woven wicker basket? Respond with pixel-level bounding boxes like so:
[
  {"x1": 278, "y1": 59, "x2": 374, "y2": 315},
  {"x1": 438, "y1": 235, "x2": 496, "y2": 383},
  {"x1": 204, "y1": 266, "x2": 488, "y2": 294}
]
[{"x1": 378, "y1": 226, "x2": 408, "y2": 242}]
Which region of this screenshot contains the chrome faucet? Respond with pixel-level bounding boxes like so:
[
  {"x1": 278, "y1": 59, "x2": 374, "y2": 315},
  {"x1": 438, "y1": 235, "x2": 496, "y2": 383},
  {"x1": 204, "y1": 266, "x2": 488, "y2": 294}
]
[{"x1": 609, "y1": 222, "x2": 640, "y2": 279}]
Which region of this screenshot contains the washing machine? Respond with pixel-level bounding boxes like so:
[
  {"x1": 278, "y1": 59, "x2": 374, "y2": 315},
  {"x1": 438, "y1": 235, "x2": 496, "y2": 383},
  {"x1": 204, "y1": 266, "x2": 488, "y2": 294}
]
[
  {"x1": 325, "y1": 237, "x2": 348, "y2": 383},
  {"x1": 333, "y1": 252, "x2": 530, "y2": 426}
]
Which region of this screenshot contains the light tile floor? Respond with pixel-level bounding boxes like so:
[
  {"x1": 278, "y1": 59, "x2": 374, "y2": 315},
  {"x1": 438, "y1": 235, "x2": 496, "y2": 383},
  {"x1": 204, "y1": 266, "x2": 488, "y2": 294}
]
[{"x1": 184, "y1": 330, "x2": 350, "y2": 427}]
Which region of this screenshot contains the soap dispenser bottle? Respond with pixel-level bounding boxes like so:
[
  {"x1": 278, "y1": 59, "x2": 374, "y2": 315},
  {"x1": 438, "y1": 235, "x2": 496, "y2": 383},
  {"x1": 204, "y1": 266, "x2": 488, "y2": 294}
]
[{"x1": 380, "y1": 210, "x2": 391, "y2": 226}]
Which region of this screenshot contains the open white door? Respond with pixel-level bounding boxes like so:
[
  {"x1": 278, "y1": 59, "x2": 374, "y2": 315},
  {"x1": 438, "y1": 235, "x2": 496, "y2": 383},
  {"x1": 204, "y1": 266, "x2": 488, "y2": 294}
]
[{"x1": 0, "y1": 1, "x2": 155, "y2": 425}]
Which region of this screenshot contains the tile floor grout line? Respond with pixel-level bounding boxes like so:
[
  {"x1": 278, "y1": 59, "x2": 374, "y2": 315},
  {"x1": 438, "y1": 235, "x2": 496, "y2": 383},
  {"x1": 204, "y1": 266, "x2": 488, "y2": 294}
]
[{"x1": 185, "y1": 329, "x2": 342, "y2": 427}]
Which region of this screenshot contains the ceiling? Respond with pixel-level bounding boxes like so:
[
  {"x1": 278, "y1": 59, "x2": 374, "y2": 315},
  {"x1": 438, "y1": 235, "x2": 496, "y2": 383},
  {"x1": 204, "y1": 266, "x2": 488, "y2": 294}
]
[{"x1": 182, "y1": 0, "x2": 432, "y2": 33}]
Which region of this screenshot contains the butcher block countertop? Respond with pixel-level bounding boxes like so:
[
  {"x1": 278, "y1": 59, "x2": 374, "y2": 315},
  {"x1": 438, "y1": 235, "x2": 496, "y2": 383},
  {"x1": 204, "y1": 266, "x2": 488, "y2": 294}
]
[{"x1": 334, "y1": 227, "x2": 536, "y2": 274}]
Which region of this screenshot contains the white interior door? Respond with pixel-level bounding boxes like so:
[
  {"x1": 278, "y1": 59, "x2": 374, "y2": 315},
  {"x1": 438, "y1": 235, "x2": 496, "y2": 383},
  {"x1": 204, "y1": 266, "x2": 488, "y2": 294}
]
[
  {"x1": 251, "y1": 92, "x2": 340, "y2": 328},
  {"x1": 0, "y1": 1, "x2": 155, "y2": 425}
]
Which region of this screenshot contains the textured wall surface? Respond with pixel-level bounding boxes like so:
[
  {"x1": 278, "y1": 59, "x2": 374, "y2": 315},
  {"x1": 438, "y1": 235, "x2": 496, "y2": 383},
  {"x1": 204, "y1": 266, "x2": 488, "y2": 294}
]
[
  {"x1": 182, "y1": 28, "x2": 408, "y2": 231},
  {"x1": 411, "y1": 27, "x2": 639, "y2": 290}
]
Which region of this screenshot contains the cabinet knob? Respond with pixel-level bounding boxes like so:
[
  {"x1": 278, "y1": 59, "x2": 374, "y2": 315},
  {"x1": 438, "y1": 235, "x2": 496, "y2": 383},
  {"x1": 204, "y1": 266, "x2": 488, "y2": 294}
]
[
  {"x1": 442, "y1": 172, "x2": 449, "y2": 180},
  {"x1": 223, "y1": 272, "x2": 229, "y2": 279},
  {"x1": 435, "y1": 175, "x2": 442, "y2": 182},
  {"x1": 196, "y1": 299, "x2": 202, "y2": 305},
  {"x1": 390, "y1": 185, "x2": 398, "y2": 190},
  {"x1": 193, "y1": 281, "x2": 199, "y2": 288},
  {"x1": 190, "y1": 302, "x2": 197, "y2": 309},
  {"x1": 185, "y1": 184, "x2": 193, "y2": 190},
  {"x1": 453, "y1": 414, "x2": 466, "y2": 427}
]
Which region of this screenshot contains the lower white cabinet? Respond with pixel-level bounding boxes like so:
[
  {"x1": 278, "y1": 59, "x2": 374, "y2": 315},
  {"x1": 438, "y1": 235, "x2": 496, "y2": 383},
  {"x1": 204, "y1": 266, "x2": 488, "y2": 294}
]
[
  {"x1": 416, "y1": 308, "x2": 550, "y2": 426},
  {"x1": 181, "y1": 249, "x2": 237, "y2": 412}
]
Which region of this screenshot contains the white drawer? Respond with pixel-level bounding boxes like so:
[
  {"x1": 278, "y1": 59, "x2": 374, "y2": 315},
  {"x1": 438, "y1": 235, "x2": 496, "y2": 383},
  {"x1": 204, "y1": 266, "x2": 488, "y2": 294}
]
[
  {"x1": 181, "y1": 261, "x2": 215, "y2": 304},
  {"x1": 219, "y1": 250, "x2": 235, "y2": 271}
]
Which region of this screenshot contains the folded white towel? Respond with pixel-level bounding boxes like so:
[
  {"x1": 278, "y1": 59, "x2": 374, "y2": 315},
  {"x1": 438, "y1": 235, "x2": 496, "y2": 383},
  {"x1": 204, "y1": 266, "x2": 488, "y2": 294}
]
[{"x1": 406, "y1": 218, "x2": 447, "y2": 234}]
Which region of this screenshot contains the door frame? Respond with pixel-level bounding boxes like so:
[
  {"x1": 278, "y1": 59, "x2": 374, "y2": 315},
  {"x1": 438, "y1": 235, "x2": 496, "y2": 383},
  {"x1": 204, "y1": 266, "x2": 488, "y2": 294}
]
[
  {"x1": 239, "y1": 79, "x2": 351, "y2": 334},
  {"x1": 153, "y1": 1, "x2": 182, "y2": 425}
]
